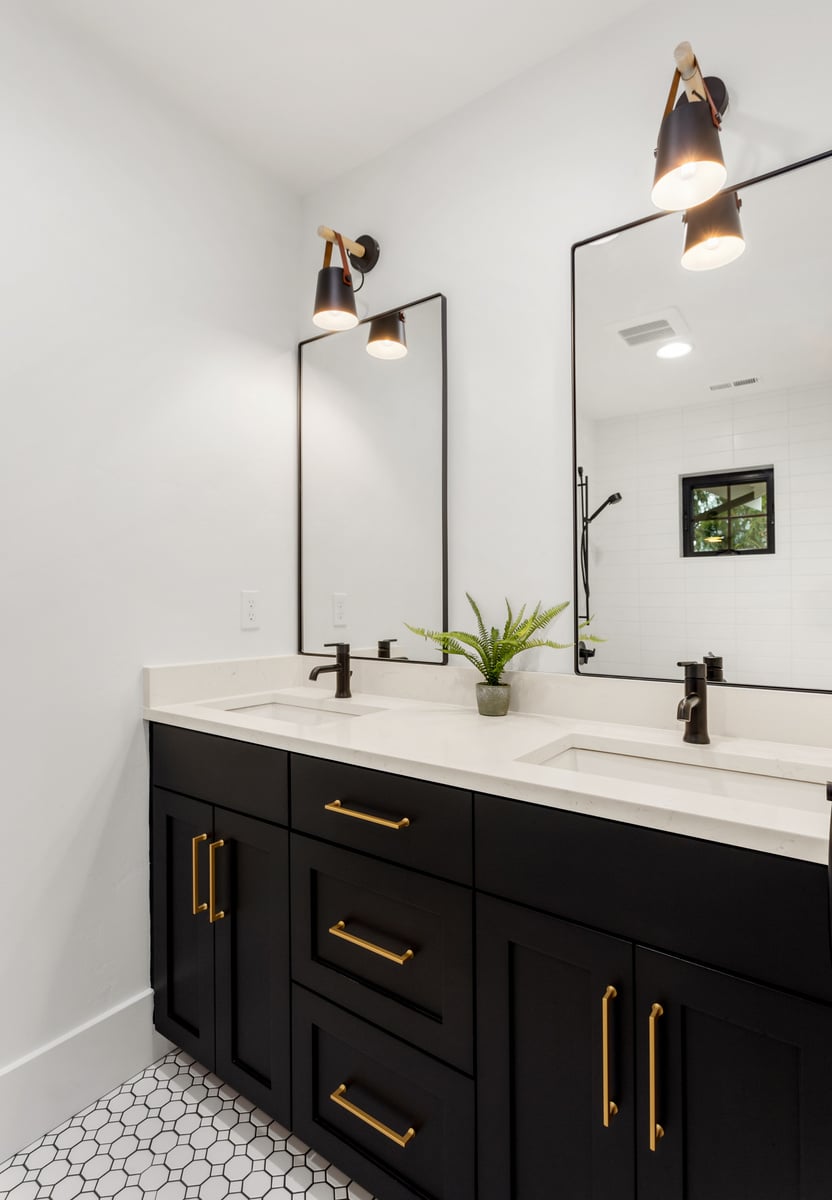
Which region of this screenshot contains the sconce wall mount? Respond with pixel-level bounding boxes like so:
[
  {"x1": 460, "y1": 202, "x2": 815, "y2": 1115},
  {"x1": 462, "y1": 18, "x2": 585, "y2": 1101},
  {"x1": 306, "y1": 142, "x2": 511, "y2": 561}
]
[
  {"x1": 652, "y1": 42, "x2": 729, "y2": 213},
  {"x1": 312, "y1": 225, "x2": 381, "y2": 331}
]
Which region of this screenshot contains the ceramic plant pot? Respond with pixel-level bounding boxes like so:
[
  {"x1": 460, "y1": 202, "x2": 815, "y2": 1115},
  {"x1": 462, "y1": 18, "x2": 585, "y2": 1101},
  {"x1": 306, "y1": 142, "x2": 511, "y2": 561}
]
[{"x1": 476, "y1": 682, "x2": 511, "y2": 716}]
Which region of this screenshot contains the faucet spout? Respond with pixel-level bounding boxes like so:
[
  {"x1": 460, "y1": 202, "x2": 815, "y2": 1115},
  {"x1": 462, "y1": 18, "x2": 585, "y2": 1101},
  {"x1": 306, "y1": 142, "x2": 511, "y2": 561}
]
[{"x1": 677, "y1": 693, "x2": 700, "y2": 721}]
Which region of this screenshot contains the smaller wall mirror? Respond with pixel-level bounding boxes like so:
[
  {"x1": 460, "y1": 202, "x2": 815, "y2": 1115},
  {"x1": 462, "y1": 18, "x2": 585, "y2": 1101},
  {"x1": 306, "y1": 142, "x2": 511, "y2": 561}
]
[{"x1": 299, "y1": 293, "x2": 447, "y2": 662}]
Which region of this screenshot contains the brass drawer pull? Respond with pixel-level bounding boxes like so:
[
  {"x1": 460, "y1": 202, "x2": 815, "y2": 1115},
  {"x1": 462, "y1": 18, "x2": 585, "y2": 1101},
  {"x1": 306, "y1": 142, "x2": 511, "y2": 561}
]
[
  {"x1": 209, "y1": 839, "x2": 225, "y2": 923},
  {"x1": 330, "y1": 1083, "x2": 416, "y2": 1148},
  {"x1": 649, "y1": 1002, "x2": 665, "y2": 1151},
  {"x1": 324, "y1": 798, "x2": 410, "y2": 830},
  {"x1": 601, "y1": 985, "x2": 619, "y2": 1127},
  {"x1": 328, "y1": 920, "x2": 414, "y2": 965},
  {"x1": 192, "y1": 834, "x2": 208, "y2": 916}
]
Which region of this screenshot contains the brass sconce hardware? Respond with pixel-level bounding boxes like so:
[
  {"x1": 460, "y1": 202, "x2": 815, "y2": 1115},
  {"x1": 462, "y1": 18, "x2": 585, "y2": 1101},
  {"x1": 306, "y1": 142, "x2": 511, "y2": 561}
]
[
  {"x1": 649, "y1": 1002, "x2": 665, "y2": 1150},
  {"x1": 324, "y1": 798, "x2": 410, "y2": 830},
  {"x1": 601, "y1": 985, "x2": 619, "y2": 1127},
  {"x1": 329, "y1": 1083, "x2": 416, "y2": 1148},
  {"x1": 191, "y1": 833, "x2": 208, "y2": 916},
  {"x1": 328, "y1": 920, "x2": 414, "y2": 965},
  {"x1": 208, "y1": 839, "x2": 225, "y2": 923}
]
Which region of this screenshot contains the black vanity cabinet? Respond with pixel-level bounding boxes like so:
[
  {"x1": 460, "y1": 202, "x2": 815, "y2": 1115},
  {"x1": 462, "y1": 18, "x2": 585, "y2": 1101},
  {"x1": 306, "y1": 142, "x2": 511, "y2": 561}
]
[
  {"x1": 476, "y1": 791, "x2": 832, "y2": 1200},
  {"x1": 150, "y1": 726, "x2": 291, "y2": 1124}
]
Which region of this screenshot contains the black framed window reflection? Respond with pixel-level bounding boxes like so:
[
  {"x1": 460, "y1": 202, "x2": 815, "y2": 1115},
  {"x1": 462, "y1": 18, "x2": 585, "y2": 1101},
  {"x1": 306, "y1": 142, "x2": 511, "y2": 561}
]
[{"x1": 682, "y1": 467, "x2": 775, "y2": 556}]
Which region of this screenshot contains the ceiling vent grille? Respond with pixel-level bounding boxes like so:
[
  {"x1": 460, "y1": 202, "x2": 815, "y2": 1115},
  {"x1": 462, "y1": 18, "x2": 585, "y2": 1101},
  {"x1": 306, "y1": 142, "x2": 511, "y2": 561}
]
[
  {"x1": 708, "y1": 376, "x2": 760, "y2": 392},
  {"x1": 618, "y1": 318, "x2": 676, "y2": 348}
]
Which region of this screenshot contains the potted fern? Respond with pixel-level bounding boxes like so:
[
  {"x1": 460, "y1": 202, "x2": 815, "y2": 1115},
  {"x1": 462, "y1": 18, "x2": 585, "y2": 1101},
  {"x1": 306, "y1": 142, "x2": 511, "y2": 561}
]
[{"x1": 406, "y1": 593, "x2": 572, "y2": 716}]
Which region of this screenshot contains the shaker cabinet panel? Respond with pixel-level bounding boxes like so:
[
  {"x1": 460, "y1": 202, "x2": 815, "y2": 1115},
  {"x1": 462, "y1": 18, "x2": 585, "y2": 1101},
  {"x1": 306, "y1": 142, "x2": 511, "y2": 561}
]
[
  {"x1": 150, "y1": 787, "x2": 215, "y2": 1065},
  {"x1": 635, "y1": 948, "x2": 832, "y2": 1200},
  {"x1": 291, "y1": 755, "x2": 472, "y2": 883},
  {"x1": 214, "y1": 809, "x2": 291, "y2": 1122},
  {"x1": 291, "y1": 836, "x2": 473, "y2": 1072},
  {"x1": 476, "y1": 895, "x2": 635, "y2": 1200}
]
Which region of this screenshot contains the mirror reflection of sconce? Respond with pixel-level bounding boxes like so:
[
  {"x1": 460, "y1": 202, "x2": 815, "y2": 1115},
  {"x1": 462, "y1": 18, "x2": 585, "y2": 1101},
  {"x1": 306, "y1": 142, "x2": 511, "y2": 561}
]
[
  {"x1": 367, "y1": 310, "x2": 407, "y2": 359},
  {"x1": 681, "y1": 189, "x2": 745, "y2": 271},
  {"x1": 313, "y1": 224, "x2": 380, "y2": 331}
]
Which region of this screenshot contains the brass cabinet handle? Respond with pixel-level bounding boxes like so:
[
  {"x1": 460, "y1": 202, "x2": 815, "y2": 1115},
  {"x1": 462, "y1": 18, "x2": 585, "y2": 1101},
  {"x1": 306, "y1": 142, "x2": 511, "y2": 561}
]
[
  {"x1": 191, "y1": 834, "x2": 208, "y2": 916},
  {"x1": 649, "y1": 1002, "x2": 665, "y2": 1151},
  {"x1": 329, "y1": 1083, "x2": 416, "y2": 1148},
  {"x1": 601, "y1": 985, "x2": 619, "y2": 1127},
  {"x1": 328, "y1": 920, "x2": 414, "y2": 965},
  {"x1": 208, "y1": 839, "x2": 225, "y2": 923},
  {"x1": 324, "y1": 798, "x2": 410, "y2": 830}
]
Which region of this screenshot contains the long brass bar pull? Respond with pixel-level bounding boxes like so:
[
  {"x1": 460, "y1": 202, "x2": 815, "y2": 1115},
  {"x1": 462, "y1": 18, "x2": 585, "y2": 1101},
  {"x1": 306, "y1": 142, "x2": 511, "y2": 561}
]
[
  {"x1": 324, "y1": 799, "x2": 410, "y2": 830},
  {"x1": 648, "y1": 1003, "x2": 665, "y2": 1151},
  {"x1": 601, "y1": 985, "x2": 619, "y2": 1127},
  {"x1": 328, "y1": 920, "x2": 414, "y2": 965},
  {"x1": 208, "y1": 839, "x2": 225, "y2": 923},
  {"x1": 192, "y1": 834, "x2": 208, "y2": 915},
  {"x1": 329, "y1": 1084, "x2": 416, "y2": 1148}
]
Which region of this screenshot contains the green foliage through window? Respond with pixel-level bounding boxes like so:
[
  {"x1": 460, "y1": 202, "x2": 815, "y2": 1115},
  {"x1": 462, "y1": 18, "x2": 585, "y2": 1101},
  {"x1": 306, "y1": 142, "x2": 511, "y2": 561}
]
[{"x1": 683, "y1": 469, "x2": 774, "y2": 556}]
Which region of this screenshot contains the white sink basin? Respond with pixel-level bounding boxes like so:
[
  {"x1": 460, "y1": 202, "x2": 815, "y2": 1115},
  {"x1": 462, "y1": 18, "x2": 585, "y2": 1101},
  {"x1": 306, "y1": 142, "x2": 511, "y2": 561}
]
[
  {"x1": 541, "y1": 745, "x2": 823, "y2": 806},
  {"x1": 201, "y1": 689, "x2": 383, "y2": 726},
  {"x1": 517, "y1": 735, "x2": 830, "y2": 816}
]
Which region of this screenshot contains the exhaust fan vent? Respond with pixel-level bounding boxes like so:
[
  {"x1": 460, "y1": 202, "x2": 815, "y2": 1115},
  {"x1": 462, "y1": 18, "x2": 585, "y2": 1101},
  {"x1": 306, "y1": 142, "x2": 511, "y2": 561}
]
[
  {"x1": 618, "y1": 318, "x2": 676, "y2": 347},
  {"x1": 708, "y1": 376, "x2": 760, "y2": 392}
]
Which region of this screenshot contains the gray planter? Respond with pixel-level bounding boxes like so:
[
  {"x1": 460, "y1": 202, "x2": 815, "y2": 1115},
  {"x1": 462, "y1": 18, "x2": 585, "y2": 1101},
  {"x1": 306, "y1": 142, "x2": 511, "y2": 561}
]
[{"x1": 476, "y1": 682, "x2": 511, "y2": 716}]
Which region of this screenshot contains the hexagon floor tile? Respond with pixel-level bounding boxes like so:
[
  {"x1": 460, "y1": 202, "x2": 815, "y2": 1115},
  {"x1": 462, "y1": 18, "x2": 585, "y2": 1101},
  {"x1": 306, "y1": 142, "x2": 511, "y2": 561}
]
[{"x1": 0, "y1": 1050, "x2": 376, "y2": 1200}]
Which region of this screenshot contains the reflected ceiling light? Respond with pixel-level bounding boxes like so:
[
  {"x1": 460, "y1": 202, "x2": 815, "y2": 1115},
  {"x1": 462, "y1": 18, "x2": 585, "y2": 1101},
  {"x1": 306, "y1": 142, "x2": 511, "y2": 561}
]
[
  {"x1": 591, "y1": 233, "x2": 620, "y2": 246},
  {"x1": 312, "y1": 224, "x2": 380, "y2": 331},
  {"x1": 656, "y1": 341, "x2": 693, "y2": 359},
  {"x1": 681, "y1": 190, "x2": 745, "y2": 271},
  {"x1": 367, "y1": 310, "x2": 407, "y2": 359},
  {"x1": 651, "y1": 41, "x2": 729, "y2": 212}
]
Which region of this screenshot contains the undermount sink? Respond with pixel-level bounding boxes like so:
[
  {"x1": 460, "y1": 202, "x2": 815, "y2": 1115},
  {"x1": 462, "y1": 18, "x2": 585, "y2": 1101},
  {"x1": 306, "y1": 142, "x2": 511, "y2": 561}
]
[
  {"x1": 202, "y1": 689, "x2": 383, "y2": 726},
  {"x1": 520, "y1": 739, "x2": 829, "y2": 812}
]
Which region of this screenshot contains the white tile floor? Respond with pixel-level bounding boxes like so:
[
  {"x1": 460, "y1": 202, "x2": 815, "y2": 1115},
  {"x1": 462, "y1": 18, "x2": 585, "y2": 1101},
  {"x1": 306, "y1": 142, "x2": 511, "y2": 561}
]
[{"x1": 0, "y1": 1050, "x2": 375, "y2": 1200}]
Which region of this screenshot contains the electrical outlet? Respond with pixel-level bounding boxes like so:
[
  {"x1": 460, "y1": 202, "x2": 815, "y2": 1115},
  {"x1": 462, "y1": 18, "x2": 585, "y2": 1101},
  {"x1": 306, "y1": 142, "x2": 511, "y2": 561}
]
[
  {"x1": 240, "y1": 590, "x2": 259, "y2": 631},
  {"x1": 332, "y1": 592, "x2": 347, "y2": 627}
]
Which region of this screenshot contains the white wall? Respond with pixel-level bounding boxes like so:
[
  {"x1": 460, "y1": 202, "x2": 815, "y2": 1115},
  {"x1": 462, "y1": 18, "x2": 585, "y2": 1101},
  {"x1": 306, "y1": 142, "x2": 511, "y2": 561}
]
[
  {"x1": 301, "y1": 0, "x2": 832, "y2": 671},
  {"x1": 586, "y1": 383, "x2": 832, "y2": 686},
  {"x1": 0, "y1": 4, "x2": 299, "y2": 1156}
]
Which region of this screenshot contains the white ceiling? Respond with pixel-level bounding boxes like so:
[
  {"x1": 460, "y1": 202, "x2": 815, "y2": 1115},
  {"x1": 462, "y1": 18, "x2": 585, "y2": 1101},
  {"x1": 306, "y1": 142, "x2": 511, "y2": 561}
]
[{"x1": 45, "y1": 0, "x2": 649, "y2": 194}]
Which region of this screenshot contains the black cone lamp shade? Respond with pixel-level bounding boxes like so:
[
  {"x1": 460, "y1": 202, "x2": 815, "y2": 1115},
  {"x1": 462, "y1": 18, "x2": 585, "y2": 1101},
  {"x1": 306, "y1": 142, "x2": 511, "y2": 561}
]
[
  {"x1": 366, "y1": 311, "x2": 407, "y2": 359},
  {"x1": 652, "y1": 98, "x2": 727, "y2": 212},
  {"x1": 681, "y1": 191, "x2": 745, "y2": 271},
  {"x1": 313, "y1": 266, "x2": 359, "y2": 331}
]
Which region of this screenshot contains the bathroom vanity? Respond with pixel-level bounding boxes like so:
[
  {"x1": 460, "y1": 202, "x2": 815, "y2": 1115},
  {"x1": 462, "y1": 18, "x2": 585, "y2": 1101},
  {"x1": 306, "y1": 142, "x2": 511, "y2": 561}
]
[{"x1": 145, "y1": 662, "x2": 832, "y2": 1200}]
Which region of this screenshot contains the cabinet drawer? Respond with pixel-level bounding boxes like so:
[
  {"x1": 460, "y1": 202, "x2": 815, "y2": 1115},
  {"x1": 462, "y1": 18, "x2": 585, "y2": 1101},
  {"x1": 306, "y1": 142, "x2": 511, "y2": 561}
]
[
  {"x1": 292, "y1": 986, "x2": 475, "y2": 1200},
  {"x1": 291, "y1": 755, "x2": 472, "y2": 884},
  {"x1": 476, "y1": 792, "x2": 832, "y2": 1002},
  {"x1": 292, "y1": 837, "x2": 473, "y2": 1072},
  {"x1": 151, "y1": 724, "x2": 288, "y2": 825}
]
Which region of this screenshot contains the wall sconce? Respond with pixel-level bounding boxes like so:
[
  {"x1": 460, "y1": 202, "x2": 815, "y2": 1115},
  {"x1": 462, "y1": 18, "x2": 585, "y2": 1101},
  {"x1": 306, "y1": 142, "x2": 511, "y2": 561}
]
[
  {"x1": 681, "y1": 190, "x2": 745, "y2": 270},
  {"x1": 651, "y1": 42, "x2": 729, "y2": 212},
  {"x1": 312, "y1": 225, "x2": 380, "y2": 331},
  {"x1": 366, "y1": 311, "x2": 407, "y2": 359}
]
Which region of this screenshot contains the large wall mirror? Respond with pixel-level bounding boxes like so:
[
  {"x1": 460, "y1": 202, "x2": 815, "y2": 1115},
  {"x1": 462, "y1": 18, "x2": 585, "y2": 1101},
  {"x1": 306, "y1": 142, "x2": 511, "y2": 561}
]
[
  {"x1": 299, "y1": 293, "x2": 447, "y2": 663},
  {"x1": 573, "y1": 152, "x2": 832, "y2": 691}
]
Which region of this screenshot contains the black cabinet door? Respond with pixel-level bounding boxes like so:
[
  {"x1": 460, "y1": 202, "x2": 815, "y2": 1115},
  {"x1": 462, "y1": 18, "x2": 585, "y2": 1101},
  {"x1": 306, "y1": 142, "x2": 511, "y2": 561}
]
[
  {"x1": 214, "y1": 809, "x2": 291, "y2": 1125},
  {"x1": 636, "y1": 947, "x2": 832, "y2": 1200},
  {"x1": 150, "y1": 787, "x2": 215, "y2": 1065},
  {"x1": 477, "y1": 895, "x2": 635, "y2": 1200}
]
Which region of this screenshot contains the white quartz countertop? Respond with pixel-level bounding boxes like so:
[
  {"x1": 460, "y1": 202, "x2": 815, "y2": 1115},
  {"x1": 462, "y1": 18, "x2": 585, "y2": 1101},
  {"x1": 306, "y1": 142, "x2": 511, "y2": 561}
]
[{"x1": 144, "y1": 659, "x2": 832, "y2": 867}]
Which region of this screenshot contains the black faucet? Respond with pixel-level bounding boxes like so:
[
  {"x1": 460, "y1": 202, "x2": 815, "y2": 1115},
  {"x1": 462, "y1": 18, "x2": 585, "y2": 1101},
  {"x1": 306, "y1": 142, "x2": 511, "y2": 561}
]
[
  {"x1": 309, "y1": 642, "x2": 352, "y2": 699},
  {"x1": 378, "y1": 638, "x2": 397, "y2": 659},
  {"x1": 703, "y1": 651, "x2": 724, "y2": 682},
  {"x1": 677, "y1": 661, "x2": 709, "y2": 745}
]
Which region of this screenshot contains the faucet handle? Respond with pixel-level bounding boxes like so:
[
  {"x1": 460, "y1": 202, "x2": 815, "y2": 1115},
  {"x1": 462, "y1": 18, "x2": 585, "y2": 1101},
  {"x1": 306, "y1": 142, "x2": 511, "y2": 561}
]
[{"x1": 677, "y1": 660, "x2": 706, "y2": 679}]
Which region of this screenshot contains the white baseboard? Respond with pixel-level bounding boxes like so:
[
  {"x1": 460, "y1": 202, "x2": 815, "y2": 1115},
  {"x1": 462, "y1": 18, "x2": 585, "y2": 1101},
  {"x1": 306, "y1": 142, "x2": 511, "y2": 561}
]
[{"x1": 0, "y1": 989, "x2": 174, "y2": 1163}]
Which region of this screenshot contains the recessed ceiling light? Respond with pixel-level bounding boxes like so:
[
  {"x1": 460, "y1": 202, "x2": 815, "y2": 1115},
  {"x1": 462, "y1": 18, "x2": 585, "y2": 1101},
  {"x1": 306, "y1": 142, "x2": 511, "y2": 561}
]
[{"x1": 656, "y1": 341, "x2": 693, "y2": 359}]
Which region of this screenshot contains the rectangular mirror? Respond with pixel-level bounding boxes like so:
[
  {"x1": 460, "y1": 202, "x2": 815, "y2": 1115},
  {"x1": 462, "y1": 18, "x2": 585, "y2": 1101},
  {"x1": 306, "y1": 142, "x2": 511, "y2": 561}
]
[
  {"x1": 573, "y1": 152, "x2": 832, "y2": 691},
  {"x1": 299, "y1": 293, "x2": 447, "y2": 663}
]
